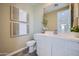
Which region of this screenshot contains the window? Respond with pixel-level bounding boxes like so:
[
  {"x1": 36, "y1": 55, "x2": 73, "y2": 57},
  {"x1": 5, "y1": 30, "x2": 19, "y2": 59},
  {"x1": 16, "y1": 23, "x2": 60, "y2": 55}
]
[
  {"x1": 57, "y1": 9, "x2": 71, "y2": 32},
  {"x1": 19, "y1": 23, "x2": 27, "y2": 35},
  {"x1": 10, "y1": 6, "x2": 29, "y2": 37}
]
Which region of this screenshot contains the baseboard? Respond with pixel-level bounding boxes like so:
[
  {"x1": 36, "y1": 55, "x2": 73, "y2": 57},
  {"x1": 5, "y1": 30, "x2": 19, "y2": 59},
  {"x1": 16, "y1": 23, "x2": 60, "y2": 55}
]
[
  {"x1": 0, "y1": 53, "x2": 8, "y2": 56},
  {"x1": 6, "y1": 47, "x2": 28, "y2": 56}
]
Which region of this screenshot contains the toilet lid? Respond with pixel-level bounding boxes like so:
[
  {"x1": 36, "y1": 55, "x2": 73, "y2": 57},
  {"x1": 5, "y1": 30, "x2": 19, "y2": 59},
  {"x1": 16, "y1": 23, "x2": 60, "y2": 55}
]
[{"x1": 26, "y1": 40, "x2": 36, "y2": 46}]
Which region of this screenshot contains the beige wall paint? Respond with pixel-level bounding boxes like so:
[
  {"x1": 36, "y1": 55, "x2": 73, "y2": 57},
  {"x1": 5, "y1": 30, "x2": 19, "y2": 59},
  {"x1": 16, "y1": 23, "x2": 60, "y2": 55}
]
[
  {"x1": 45, "y1": 11, "x2": 57, "y2": 31},
  {"x1": 0, "y1": 4, "x2": 33, "y2": 53}
]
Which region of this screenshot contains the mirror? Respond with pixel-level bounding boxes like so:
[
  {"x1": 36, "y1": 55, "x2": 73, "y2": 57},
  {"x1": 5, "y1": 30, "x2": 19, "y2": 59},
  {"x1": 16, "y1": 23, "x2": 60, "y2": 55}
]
[{"x1": 43, "y1": 3, "x2": 74, "y2": 32}]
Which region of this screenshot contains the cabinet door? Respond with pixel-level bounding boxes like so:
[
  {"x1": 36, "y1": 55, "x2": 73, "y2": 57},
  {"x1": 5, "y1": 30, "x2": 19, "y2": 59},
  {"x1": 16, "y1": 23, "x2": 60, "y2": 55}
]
[
  {"x1": 52, "y1": 38, "x2": 79, "y2": 56},
  {"x1": 65, "y1": 40, "x2": 79, "y2": 56},
  {"x1": 36, "y1": 36, "x2": 52, "y2": 56},
  {"x1": 52, "y1": 38, "x2": 66, "y2": 56}
]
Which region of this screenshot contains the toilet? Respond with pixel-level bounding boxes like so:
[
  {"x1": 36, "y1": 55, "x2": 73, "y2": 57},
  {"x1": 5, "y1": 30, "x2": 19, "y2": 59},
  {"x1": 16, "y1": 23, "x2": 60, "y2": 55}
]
[{"x1": 26, "y1": 40, "x2": 36, "y2": 54}]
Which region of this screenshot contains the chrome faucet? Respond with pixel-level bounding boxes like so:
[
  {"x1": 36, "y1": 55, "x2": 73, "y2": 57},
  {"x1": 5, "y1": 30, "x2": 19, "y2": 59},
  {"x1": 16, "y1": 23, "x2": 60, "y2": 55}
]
[{"x1": 53, "y1": 29, "x2": 58, "y2": 34}]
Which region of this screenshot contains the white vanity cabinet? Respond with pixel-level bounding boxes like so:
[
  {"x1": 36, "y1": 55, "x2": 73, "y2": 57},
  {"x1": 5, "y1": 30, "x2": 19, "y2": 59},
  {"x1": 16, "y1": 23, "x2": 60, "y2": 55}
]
[
  {"x1": 34, "y1": 34, "x2": 79, "y2": 56},
  {"x1": 51, "y1": 38, "x2": 66, "y2": 56},
  {"x1": 52, "y1": 38, "x2": 79, "y2": 56},
  {"x1": 34, "y1": 35, "x2": 52, "y2": 56},
  {"x1": 64, "y1": 40, "x2": 79, "y2": 56}
]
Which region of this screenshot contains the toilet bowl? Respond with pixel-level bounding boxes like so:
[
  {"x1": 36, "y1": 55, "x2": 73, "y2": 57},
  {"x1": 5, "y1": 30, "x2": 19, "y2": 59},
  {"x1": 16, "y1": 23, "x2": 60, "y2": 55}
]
[{"x1": 26, "y1": 40, "x2": 36, "y2": 53}]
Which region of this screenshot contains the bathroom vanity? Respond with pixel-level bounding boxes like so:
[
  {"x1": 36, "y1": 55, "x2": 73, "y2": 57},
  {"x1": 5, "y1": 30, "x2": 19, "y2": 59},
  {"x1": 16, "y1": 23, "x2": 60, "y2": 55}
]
[{"x1": 34, "y1": 32, "x2": 79, "y2": 56}]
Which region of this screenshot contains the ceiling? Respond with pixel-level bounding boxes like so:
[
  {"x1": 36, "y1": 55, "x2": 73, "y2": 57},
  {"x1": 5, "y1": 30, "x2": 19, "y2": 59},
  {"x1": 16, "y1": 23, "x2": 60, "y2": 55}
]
[
  {"x1": 44, "y1": 3, "x2": 69, "y2": 14},
  {"x1": 28, "y1": 3, "x2": 69, "y2": 13},
  {"x1": 14, "y1": 3, "x2": 69, "y2": 13}
]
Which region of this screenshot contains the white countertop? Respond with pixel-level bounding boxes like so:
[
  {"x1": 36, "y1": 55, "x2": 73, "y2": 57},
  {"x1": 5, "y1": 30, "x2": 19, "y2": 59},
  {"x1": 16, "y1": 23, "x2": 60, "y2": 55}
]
[{"x1": 34, "y1": 32, "x2": 79, "y2": 42}]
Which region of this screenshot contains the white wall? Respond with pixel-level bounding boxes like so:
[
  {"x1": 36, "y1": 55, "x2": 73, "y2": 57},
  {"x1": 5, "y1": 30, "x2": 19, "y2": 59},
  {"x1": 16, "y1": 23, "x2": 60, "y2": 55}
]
[
  {"x1": 33, "y1": 5, "x2": 43, "y2": 33},
  {"x1": 33, "y1": 4, "x2": 50, "y2": 34}
]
